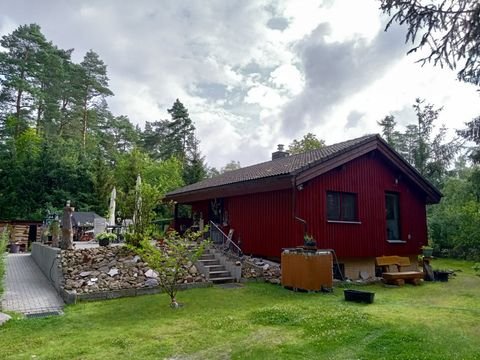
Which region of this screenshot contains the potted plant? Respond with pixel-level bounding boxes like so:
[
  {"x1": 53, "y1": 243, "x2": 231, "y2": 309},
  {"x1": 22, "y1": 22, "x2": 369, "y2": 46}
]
[
  {"x1": 303, "y1": 234, "x2": 316, "y2": 249},
  {"x1": 421, "y1": 245, "x2": 433, "y2": 257},
  {"x1": 96, "y1": 232, "x2": 117, "y2": 247}
]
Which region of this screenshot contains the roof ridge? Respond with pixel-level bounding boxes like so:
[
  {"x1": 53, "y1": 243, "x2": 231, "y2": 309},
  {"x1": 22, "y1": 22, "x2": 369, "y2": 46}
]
[{"x1": 166, "y1": 134, "x2": 379, "y2": 196}]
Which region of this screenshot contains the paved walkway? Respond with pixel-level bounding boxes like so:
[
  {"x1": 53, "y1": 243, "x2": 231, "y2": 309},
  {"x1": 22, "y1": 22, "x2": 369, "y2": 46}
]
[{"x1": 1, "y1": 254, "x2": 64, "y2": 315}]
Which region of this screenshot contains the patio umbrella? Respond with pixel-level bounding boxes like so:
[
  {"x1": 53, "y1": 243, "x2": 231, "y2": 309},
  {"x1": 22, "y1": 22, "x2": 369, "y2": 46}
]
[
  {"x1": 108, "y1": 187, "x2": 116, "y2": 226},
  {"x1": 132, "y1": 175, "x2": 142, "y2": 227}
]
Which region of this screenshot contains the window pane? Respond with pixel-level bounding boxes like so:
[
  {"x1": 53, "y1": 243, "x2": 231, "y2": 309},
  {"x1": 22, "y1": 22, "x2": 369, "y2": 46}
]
[
  {"x1": 327, "y1": 192, "x2": 340, "y2": 220},
  {"x1": 342, "y1": 193, "x2": 356, "y2": 221},
  {"x1": 385, "y1": 193, "x2": 400, "y2": 240}
]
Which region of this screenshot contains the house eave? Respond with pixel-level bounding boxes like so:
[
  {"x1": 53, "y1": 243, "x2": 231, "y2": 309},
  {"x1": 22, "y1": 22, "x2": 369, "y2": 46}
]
[{"x1": 164, "y1": 174, "x2": 292, "y2": 203}]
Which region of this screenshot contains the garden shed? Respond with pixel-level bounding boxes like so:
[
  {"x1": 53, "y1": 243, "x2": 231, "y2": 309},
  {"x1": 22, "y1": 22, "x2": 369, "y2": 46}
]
[
  {"x1": 0, "y1": 219, "x2": 43, "y2": 252},
  {"x1": 72, "y1": 212, "x2": 106, "y2": 241},
  {"x1": 165, "y1": 134, "x2": 442, "y2": 280}
]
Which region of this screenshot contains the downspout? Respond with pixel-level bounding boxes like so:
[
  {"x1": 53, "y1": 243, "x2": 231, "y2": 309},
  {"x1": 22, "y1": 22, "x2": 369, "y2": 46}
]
[{"x1": 292, "y1": 175, "x2": 308, "y2": 238}]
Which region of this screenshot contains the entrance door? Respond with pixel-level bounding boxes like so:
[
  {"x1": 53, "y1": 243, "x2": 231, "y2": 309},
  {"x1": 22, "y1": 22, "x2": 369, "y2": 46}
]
[
  {"x1": 385, "y1": 193, "x2": 400, "y2": 240},
  {"x1": 28, "y1": 225, "x2": 37, "y2": 243}
]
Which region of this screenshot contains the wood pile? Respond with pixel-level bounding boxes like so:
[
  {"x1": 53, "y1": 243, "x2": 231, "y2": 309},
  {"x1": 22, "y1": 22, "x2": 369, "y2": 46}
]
[{"x1": 0, "y1": 222, "x2": 42, "y2": 250}]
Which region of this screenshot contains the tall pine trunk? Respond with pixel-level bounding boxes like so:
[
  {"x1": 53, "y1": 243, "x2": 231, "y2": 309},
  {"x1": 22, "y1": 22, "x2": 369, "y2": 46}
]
[{"x1": 82, "y1": 95, "x2": 88, "y2": 149}]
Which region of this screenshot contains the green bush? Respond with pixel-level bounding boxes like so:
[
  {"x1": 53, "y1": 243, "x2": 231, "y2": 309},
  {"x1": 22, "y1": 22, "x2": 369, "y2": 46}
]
[{"x1": 0, "y1": 229, "x2": 9, "y2": 297}]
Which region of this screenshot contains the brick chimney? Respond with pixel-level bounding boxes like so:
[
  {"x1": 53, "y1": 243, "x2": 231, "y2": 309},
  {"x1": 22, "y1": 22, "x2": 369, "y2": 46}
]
[{"x1": 272, "y1": 144, "x2": 289, "y2": 160}]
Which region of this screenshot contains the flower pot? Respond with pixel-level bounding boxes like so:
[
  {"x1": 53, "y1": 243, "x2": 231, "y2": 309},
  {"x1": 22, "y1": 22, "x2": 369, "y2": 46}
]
[
  {"x1": 9, "y1": 243, "x2": 20, "y2": 253},
  {"x1": 98, "y1": 238, "x2": 110, "y2": 247},
  {"x1": 422, "y1": 248, "x2": 433, "y2": 257},
  {"x1": 344, "y1": 289, "x2": 375, "y2": 304}
]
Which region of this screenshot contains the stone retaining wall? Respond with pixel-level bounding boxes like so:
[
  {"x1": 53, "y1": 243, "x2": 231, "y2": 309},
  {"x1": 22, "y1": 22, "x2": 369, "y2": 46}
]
[
  {"x1": 61, "y1": 246, "x2": 207, "y2": 296},
  {"x1": 31, "y1": 243, "x2": 63, "y2": 291},
  {"x1": 61, "y1": 282, "x2": 213, "y2": 304}
]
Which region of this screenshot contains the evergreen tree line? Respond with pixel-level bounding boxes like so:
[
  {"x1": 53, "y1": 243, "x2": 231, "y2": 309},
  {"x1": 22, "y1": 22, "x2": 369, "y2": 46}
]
[
  {"x1": 378, "y1": 99, "x2": 480, "y2": 260},
  {"x1": 0, "y1": 24, "x2": 208, "y2": 221}
]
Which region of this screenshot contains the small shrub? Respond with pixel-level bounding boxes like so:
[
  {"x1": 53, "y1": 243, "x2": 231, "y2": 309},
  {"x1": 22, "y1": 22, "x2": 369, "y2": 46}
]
[{"x1": 473, "y1": 263, "x2": 480, "y2": 276}]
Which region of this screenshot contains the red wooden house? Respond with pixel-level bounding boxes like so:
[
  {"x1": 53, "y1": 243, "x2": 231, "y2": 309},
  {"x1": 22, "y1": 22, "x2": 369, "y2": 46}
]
[{"x1": 165, "y1": 134, "x2": 441, "y2": 279}]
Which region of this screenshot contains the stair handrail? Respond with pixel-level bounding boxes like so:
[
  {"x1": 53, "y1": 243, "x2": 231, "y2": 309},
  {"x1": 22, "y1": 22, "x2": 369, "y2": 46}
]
[{"x1": 209, "y1": 221, "x2": 243, "y2": 258}]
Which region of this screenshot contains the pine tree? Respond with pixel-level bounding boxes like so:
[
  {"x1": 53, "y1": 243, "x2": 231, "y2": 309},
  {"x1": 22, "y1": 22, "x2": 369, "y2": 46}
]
[
  {"x1": 164, "y1": 99, "x2": 195, "y2": 161},
  {"x1": 78, "y1": 50, "x2": 113, "y2": 149},
  {"x1": 183, "y1": 136, "x2": 207, "y2": 184},
  {"x1": 0, "y1": 24, "x2": 48, "y2": 137}
]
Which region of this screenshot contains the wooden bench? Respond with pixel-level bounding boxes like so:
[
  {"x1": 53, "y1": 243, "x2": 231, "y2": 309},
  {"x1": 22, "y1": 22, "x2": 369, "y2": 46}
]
[{"x1": 375, "y1": 256, "x2": 423, "y2": 286}]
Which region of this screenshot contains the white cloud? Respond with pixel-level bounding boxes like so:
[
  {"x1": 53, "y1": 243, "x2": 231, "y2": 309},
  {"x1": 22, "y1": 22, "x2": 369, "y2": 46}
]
[{"x1": 0, "y1": 0, "x2": 479, "y2": 169}]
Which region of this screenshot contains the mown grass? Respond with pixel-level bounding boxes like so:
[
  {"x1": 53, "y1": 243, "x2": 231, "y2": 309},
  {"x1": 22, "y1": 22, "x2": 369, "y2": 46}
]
[{"x1": 0, "y1": 259, "x2": 479, "y2": 359}]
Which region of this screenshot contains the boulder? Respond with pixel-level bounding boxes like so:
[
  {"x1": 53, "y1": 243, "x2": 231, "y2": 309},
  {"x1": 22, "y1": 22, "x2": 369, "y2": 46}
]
[{"x1": 145, "y1": 278, "x2": 159, "y2": 287}]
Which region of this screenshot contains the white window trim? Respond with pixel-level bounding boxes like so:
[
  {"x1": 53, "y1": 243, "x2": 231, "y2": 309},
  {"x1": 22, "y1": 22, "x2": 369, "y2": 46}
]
[
  {"x1": 387, "y1": 239, "x2": 407, "y2": 244},
  {"x1": 327, "y1": 220, "x2": 362, "y2": 225}
]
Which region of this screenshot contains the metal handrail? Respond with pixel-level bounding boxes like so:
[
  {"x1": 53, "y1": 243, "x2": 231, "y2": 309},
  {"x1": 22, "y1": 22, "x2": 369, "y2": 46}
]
[{"x1": 209, "y1": 221, "x2": 243, "y2": 257}]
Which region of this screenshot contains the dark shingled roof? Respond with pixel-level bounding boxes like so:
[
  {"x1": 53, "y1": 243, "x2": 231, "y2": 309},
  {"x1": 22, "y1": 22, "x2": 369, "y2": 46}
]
[
  {"x1": 167, "y1": 134, "x2": 377, "y2": 196},
  {"x1": 72, "y1": 212, "x2": 105, "y2": 227}
]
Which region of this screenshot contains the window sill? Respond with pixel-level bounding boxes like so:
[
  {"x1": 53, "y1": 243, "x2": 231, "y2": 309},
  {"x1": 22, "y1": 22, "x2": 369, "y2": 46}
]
[
  {"x1": 387, "y1": 240, "x2": 406, "y2": 244},
  {"x1": 327, "y1": 220, "x2": 362, "y2": 225}
]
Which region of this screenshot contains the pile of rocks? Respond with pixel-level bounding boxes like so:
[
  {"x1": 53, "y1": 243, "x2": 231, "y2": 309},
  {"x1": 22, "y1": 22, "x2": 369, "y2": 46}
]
[
  {"x1": 241, "y1": 257, "x2": 281, "y2": 285},
  {"x1": 61, "y1": 246, "x2": 206, "y2": 294}
]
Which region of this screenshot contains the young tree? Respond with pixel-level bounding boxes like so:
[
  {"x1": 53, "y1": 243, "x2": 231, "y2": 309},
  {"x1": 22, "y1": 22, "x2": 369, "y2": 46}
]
[
  {"x1": 288, "y1": 133, "x2": 325, "y2": 154},
  {"x1": 136, "y1": 228, "x2": 209, "y2": 308}
]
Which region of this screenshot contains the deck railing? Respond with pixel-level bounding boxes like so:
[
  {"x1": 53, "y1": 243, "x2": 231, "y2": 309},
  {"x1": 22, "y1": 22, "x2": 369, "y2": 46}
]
[{"x1": 209, "y1": 221, "x2": 243, "y2": 258}]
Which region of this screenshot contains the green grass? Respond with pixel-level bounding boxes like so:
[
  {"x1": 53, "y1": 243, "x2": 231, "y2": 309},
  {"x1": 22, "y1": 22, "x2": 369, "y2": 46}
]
[{"x1": 1, "y1": 259, "x2": 479, "y2": 359}]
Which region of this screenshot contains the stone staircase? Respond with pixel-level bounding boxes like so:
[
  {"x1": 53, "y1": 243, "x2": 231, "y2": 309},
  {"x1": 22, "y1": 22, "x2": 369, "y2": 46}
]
[{"x1": 196, "y1": 249, "x2": 239, "y2": 284}]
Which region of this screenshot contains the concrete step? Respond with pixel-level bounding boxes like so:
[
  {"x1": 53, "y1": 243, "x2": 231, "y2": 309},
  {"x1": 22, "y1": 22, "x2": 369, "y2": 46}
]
[
  {"x1": 210, "y1": 276, "x2": 235, "y2": 283},
  {"x1": 209, "y1": 270, "x2": 232, "y2": 278},
  {"x1": 199, "y1": 254, "x2": 216, "y2": 260},
  {"x1": 204, "y1": 265, "x2": 226, "y2": 271},
  {"x1": 198, "y1": 259, "x2": 220, "y2": 266}
]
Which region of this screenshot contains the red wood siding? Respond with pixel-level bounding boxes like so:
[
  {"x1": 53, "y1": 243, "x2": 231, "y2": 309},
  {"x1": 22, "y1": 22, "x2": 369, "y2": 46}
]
[
  {"x1": 188, "y1": 152, "x2": 428, "y2": 259},
  {"x1": 226, "y1": 189, "x2": 302, "y2": 257},
  {"x1": 296, "y1": 154, "x2": 427, "y2": 257}
]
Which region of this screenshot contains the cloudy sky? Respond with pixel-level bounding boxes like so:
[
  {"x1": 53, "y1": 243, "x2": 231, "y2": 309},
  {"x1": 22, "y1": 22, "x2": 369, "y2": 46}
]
[{"x1": 1, "y1": 0, "x2": 479, "y2": 168}]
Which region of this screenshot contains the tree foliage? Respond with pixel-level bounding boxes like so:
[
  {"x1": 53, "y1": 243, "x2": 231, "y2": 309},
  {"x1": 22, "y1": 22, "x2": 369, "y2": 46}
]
[
  {"x1": 0, "y1": 24, "x2": 192, "y2": 223},
  {"x1": 381, "y1": 1, "x2": 480, "y2": 162},
  {"x1": 380, "y1": 0, "x2": 480, "y2": 86},
  {"x1": 378, "y1": 99, "x2": 461, "y2": 186},
  {"x1": 457, "y1": 116, "x2": 480, "y2": 162},
  {"x1": 429, "y1": 166, "x2": 480, "y2": 260},
  {"x1": 288, "y1": 133, "x2": 325, "y2": 155}
]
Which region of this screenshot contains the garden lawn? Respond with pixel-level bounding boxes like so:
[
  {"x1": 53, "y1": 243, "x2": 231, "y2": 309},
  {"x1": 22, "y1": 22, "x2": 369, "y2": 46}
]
[{"x1": 0, "y1": 259, "x2": 479, "y2": 360}]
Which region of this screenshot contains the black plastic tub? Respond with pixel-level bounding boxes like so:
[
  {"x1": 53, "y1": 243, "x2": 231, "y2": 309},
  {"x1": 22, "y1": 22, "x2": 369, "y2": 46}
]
[
  {"x1": 434, "y1": 271, "x2": 449, "y2": 282},
  {"x1": 344, "y1": 289, "x2": 375, "y2": 304}
]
